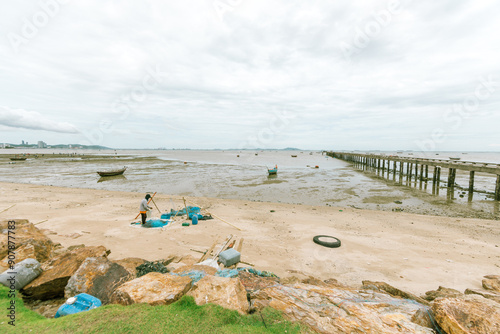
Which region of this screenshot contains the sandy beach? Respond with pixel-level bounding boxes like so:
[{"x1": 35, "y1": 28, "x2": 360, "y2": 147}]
[{"x1": 1, "y1": 181, "x2": 499, "y2": 296}]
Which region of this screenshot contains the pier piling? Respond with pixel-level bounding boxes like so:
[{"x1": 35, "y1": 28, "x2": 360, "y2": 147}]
[{"x1": 328, "y1": 152, "x2": 500, "y2": 201}]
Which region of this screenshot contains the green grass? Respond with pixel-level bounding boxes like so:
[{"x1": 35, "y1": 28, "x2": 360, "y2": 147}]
[{"x1": 0, "y1": 285, "x2": 310, "y2": 333}]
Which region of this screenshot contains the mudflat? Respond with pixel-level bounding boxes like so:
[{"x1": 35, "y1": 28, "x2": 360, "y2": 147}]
[{"x1": 1, "y1": 181, "x2": 498, "y2": 295}]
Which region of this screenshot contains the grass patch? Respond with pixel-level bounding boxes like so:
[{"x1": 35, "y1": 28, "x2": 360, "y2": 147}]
[{"x1": 0, "y1": 285, "x2": 309, "y2": 333}]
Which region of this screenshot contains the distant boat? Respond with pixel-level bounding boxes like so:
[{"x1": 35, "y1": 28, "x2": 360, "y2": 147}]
[
  {"x1": 267, "y1": 165, "x2": 278, "y2": 175},
  {"x1": 291, "y1": 155, "x2": 297, "y2": 158},
  {"x1": 97, "y1": 166, "x2": 127, "y2": 177},
  {"x1": 10, "y1": 156, "x2": 27, "y2": 161},
  {"x1": 449, "y1": 157, "x2": 461, "y2": 161}
]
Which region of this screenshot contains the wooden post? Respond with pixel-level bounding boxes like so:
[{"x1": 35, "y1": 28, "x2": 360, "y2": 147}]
[
  {"x1": 469, "y1": 171, "x2": 475, "y2": 193},
  {"x1": 408, "y1": 163, "x2": 412, "y2": 182},
  {"x1": 420, "y1": 164, "x2": 424, "y2": 181},
  {"x1": 425, "y1": 165, "x2": 429, "y2": 180},
  {"x1": 447, "y1": 168, "x2": 456, "y2": 187},
  {"x1": 399, "y1": 162, "x2": 404, "y2": 183},
  {"x1": 495, "y1": 174, "x2": 500, "y2": 201}
]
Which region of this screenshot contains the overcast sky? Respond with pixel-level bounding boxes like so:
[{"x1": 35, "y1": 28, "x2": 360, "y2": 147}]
[{"x1": 1, "y1": 0, "x2": 499, "y2": 150}]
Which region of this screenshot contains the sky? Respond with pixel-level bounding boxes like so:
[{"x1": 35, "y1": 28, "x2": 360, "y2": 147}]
[{"x1": 1, "y1": 0, "x2": 499, "y2": 151}]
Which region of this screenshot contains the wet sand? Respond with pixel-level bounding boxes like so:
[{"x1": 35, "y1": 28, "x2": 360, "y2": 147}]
[{"x1": 1, "y1": 181, "x2": 499, "y2": 296}]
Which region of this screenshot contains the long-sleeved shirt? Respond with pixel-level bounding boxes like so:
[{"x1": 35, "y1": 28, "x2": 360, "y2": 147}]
[{"x1": 140, "y1": 198, "x2": 151, "y2": 213}]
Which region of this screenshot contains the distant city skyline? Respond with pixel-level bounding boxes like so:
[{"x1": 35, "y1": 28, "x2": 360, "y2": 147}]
[{"x1": 1, "y1": 1, "x2": 499, "y2": 151}]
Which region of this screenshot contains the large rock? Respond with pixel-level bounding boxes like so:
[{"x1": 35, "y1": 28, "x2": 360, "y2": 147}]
[
  {"x1": 0, "y1": 220, "x2": 55, "y2": 262},
  {"x1": 482, "y1": 275, "x2": 500, "y2": 293},
  {"x1": 362, "y1": 280, "x2": 429, "y2": 306},
  {"x1": 113, "y1": 257, "x2": 147, "y2": 277},
  {"x1": 238, "y1": 270, "x2": 279, "y2": 292},
  {"x1": 21, "y1": 246, "x2": 108, "y2": 300},
  {"x1": 465, "y1": 288, "x2": 500, "y2": 304},
  {"x1": 65, "y1": 257, "x2": 131, "y2": 304},
  {"x1": 0, "y1": 243, "x2": 36, "y2": 273},
  {"x1": 422, "y1": 286, "x2": 463, "y2": 301},
  {"x1": 172, "y1": 264, "x2": 218, "y2": 276},
  {"x1": 251, "y1": 283, "x2": 434, "y2": 334},
  {"x1": 187, "y1": 275, "x2": 249, "y2": 315},
  {"x1": 111, "y1": 272, "x2": 192, "y2": 306},
  {"x1": 432, "y1": 295, "x2": 500, "y2": 334}
]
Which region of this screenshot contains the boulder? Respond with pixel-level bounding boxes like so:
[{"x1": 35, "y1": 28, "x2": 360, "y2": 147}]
[
  {"x1": 432, "y1": 295, "x2": 500, "y2": 334},
  {"x1": 362, "y1": 280, "x2": 429, "y2": 306},
  {"x1": 172, "y1": 264, "x2": 218, "y2": 276},
  {"x1": 65, "y1": 257, "x2": 131, "y2": 304},
  {"x1": 113, "y1": 257, "x2": 147, "y2": 277},
  {"x1": 21, "y1": 246, "x2": 108, "y2": 300},
  {"x1": 0, "y1": 220, "x2": 55, "y2": 263},
  {"x1": 465, "y1": 288, "x2": 500, "y2": 304},
  {"x1": 482, "y1": 276, "x2": 500, "y2": 293},
  {"x1": 187, "y1": 275, "x2": 249, "y2": 315},
  {"x1": 251, "y1": 283, "x2": 434, "y2": 334},
  {"x1": 111, "y1": 272, "x2": 192, "y2": 306},
  {"x1": 238, "y1": 270, "x2": 279, "y2": 292},
  {"x1": 0, "y1": 243, "x2": 36, "y2": 273},
  {"x1": 422, "y1": 286, "x2": 463, "y2": 301}
]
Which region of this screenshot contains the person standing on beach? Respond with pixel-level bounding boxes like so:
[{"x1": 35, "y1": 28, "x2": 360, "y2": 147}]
[{"x1": 140, "y1": 194, "x2": 153, "y2": 225}]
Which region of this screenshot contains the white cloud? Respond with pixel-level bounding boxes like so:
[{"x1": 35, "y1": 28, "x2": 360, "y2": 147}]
[{"x1": 0, "y1": 106, "x2": 79, "y2": 134}]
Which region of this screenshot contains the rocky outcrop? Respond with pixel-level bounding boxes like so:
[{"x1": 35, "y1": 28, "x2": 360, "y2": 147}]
[
  {"x1": 465, "y1": 288, "x2": 500, "y2": 304},
  {"x1": 187, "y1": 275, "x2": 249, "y2": 315},
  {"x1": 362, "y1": 280, "x2": 429, "y2": 306},
  {"x1": 422, "y1": 286, "x2": 463, "y2": 301},
  {"x1": 238, "y1": 270, "x2": 279, "y2": 292},
  {"x1": 65, "y1": 257, "x2": 131, "y2": 304},
  {"x1": 172, "y1": 264, "x2": 218, "y2": 276},
  {"x1": 21, "y1": 246, "x2": 108, "y2": 300},
  {"x1": 113, "y1": 257, "x2": 147, "y2": 277},
  {"x1": 0, "y1": 220, "x2": 55, "y2": 262},
  {"x1": 111, "y1": 272, "x2": 192, "y2": 306},
  {"x1": 432, "y1": 295, "x2": 500, "y2": 334},
  {"x1": 251, "y1": 283, "x2": 434, "y2": 334},
  {"x1": 0, "y1": 243, "x2": 36, "y2": 273},
  {"x1": 482, "y1": 275, "x2": 500, "y2": 293}
]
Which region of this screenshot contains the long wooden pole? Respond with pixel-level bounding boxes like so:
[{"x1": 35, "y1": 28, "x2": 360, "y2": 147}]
[
  {"x1": 185, "y1": 198, "x2": 242, "y2": 231},
  {"x1": 151, "y1": 197, "x2": 161, "y2": 213},
  {"x1": 0, "y1": 204, "x2": 16, "y2": 214}
]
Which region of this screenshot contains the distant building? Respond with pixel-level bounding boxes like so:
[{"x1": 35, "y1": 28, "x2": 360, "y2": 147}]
[
  {"x1": 22, "y1": 140, "x2": 25, "y2": 145},
  {"x1": 38, "y1": 141, "x2": 47, "y2": 148}
]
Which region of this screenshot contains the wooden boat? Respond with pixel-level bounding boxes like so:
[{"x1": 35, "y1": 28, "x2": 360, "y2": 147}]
[
  {"x1": 267, "y1": 166, "x2": 278, "y2": 175},
  {"x1": 449, "y1": 157, "x2": 461, "y2": 161},
  {"x1": 291, "y1": 155, "x2": 297, "y2": 158},
  {"x1": 10, "y1": 157, "x2": 27, "y2": 161},
  {"x1": 96, "y1": 166, "x2": 127, "y2": 177}
]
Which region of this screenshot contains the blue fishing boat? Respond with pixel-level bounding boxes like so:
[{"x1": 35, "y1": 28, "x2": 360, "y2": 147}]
[{"x1": 267, "y1": 165, "x2": 278, "y2": 175}]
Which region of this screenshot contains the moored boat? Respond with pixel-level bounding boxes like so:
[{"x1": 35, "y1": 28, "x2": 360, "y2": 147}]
[
  {"x1": 267, "y1": 165, "x2": 278, "y2": 175},
  {"x1": 96, "y1": 166, "x2": 127, "y2": 177},
  {"x1": 449, "y1": 157, "x2": 461, "y2": 161},
  {"x1": 10, "y1": 156, "x2": 27, "y2": 161}
]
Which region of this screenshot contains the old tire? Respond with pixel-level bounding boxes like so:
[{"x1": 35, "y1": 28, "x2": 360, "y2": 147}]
[{"x1": 313, "y1": 235, "x2": 341, "y2": 248}]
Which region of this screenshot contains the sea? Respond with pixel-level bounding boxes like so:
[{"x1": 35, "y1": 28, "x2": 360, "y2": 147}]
[{"x1": 1, "y1": 149, "x2": 499, "y2": 219}]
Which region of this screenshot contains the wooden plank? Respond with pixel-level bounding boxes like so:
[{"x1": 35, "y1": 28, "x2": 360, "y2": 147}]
[
  {"x1": 198, "y1": 237, "x2": 219, "y2": 262},
  {"x1": 236, "y1": 238, "x2": 244, "y2": 253}
]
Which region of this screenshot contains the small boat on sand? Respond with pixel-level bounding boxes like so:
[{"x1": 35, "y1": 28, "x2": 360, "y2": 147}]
[
  {"x1": 267, "y1": 165, "x2": 278, "y2": 175},
  {"x1": 449, "y1": 157, "x2": 461, "y2": 161},
  {"x1": 96, "y1": 166, "x2": 127, "y2": 177},
  {"x1": 10, "y1": 156, "x2": 27, "y2": 161},
  {"x1": 291, "y1": 155, "x2": 297, "y2": 158}
]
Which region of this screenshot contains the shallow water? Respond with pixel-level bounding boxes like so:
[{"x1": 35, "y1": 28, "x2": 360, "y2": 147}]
[{"x1": 1, "y1": 149, "x2": 499, "y2": 219}]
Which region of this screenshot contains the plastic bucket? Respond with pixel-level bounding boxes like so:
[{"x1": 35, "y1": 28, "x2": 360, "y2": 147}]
[{"x1": 192, "y1": 215, "x2": 198, "y2": 225}]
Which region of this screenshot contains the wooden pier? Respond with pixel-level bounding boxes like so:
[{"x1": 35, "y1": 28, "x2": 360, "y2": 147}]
[{"x1": 327, "y1": 152, "x2": 500, "y2": 201}]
